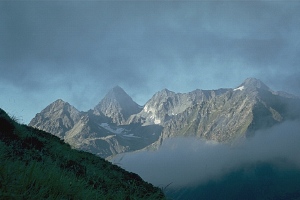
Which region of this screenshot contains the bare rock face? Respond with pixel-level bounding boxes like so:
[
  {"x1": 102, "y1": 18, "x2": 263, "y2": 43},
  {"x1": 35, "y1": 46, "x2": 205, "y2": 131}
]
[
  {"x1": 29, "y1": 99, "x2": 81, "y2": 138},
  {"x1": 127, "y1": 88, "x2": 228, "y2": 125},
  {"x1": 93, "y1": 86, "x2": 142, "y2": 125},
  {"x1": 29, "y1": 79, "x2": 300, "y2": 158},
  {"x1": 63, "y1": 113, "x2": 130, "y2": 158},
  {"x1": 153, "y1": 78, "x2": 300, "y2": 145}
]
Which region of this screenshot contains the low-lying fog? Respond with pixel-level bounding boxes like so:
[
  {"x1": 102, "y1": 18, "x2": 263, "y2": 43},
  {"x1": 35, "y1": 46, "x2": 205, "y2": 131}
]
[{"x1": 111, "y1": 120, "x2": 300, "y2": 189}]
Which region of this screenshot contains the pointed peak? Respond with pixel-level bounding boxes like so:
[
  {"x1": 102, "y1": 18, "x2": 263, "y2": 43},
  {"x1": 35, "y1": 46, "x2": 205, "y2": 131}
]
[
  {"x1": 51, "y1": 99, "x2": 69, "y2": 106},
  {"x1": 53, "y1": 99, "x2": 66, "y2": 104},
  {"x1": 109, "y1": 85, "x2": 126, "y2": 94},
  {"x1": 147, "y1": 89, "x2": 176, "y2": 104},
  {"x1": 242, "y1": 77, "x2": 264, "y2": 85},
  {"x1": 158, "y1": 88, "x2": 175, "y2": 95},
  {"x1": 105, "y1": 85, "x2": 130, "y2": 100},
  {"x1": 94, "y1": 86, "x2": 141, "y2": 124},
  {"x1": 112, "y1": 85, "x2": 124, "y2": 91},
  {"x1": 239, "y1": 78, "x2": 270, "y2": 91},
  {"x1": 97, "y1": 86, "x2": 137, "y2": 108},
  {"x1": 38, "y1": 99, "x2": 79, "y2": 117},
  {"x1": 161, "y1": 88, "x2": 171, "y2": 92},
  {"x1": 48, "y1": 99, "x2": 76, "y2": 110}
]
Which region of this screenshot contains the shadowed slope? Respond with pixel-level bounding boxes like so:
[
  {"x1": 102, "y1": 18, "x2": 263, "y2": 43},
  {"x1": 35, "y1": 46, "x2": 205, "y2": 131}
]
[{"x1": 0, "y1": 108, "x2": 165, "y2": 199}]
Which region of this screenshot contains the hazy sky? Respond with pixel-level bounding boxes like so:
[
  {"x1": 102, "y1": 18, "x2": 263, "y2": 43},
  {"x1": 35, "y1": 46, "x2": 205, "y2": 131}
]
[{"x1": 1, "y1": 1, "x2": 300, "y2": 123}]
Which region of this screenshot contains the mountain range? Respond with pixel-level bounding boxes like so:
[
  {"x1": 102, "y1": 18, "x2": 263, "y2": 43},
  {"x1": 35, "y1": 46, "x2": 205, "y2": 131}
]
[{"x1": 29, "y1": 78, "x2": 300, "y2": 158}]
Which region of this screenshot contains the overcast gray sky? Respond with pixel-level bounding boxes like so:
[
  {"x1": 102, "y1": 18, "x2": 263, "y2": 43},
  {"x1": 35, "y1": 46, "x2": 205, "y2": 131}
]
[{"x1": 1, "y1": 1, "x2": 300, "y2": 124}]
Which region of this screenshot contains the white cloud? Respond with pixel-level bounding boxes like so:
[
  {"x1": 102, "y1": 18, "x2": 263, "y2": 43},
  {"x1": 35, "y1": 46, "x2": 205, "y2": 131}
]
[{"x1": 111, "y1": 121, "x2": 300, "y2": 188}]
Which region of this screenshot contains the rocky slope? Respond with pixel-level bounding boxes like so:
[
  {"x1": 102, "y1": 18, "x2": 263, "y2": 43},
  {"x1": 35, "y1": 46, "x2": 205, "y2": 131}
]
[
  {"x1": 93, "y1": 86, "x2": 142, "y2": 125},
  {"x1": 29, "y1": 78, "x2": 300, "y2": 157},
  {"x1": 29, "y1": 87, "x2": 160, "y2": 158},
  {"x1": 64, "y1": 112, "x2": 162, "y2": 158},
  {"x1": 28, "y1": 99, "x2": 81, "y2": 138},
  {"x1": 127, "y1": 88, "x2": 228, "y2": 125},
  {"x1": 154, "y1": 78, "x2": 300, "y2": 144}
]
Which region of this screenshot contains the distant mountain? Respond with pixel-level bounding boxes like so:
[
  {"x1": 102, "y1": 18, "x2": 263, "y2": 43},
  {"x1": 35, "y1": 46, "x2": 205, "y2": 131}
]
[
  {"x1": 29, "y1": 87, "x2": 160, "y2": 158},
  {"x1": 239, "y1": 77, "x2": 271, "y2": 91},
  {"x1": 64, "y1": 112, "x2": 162, "y2": 158},
  {"x1": 127, "y1": 88, "x2": 228, "y2": 125},
  {"x1": 29, "y1": 99, "x2": 81, "y2": 138},
  {"x1": 159, "y1": 77, "x2": 300, "y2": 143},
  {"x1": 93, "y1": 86, "x2": 142, "y2": 125},
  {"x1": 29, "y1": 78, "x2": 300, "y2": 158}
]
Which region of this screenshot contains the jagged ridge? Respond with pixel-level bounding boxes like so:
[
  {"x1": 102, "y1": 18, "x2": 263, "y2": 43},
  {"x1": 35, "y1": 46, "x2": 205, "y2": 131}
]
[{"x1": 29, "y1": 78, "x2": 300, "y2": 157}]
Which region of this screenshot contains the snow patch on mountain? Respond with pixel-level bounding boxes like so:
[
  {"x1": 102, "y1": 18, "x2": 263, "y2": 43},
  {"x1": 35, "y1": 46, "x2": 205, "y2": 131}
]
[
  {"x1": 144, "y1": 105, "x2": 156, "y2": 113},
  {"x1": 233, "y1": 86, "x2": 245, "y2": 91},
  {"x1": 154, "y1": 119, "x2": 161, "y2": 124},
  {"x1": 122, "y1": 134, "x2": 141, "y2": 138},
  {"x1": 87, "y1": 135, "x2": 115, "y2": 140},
  {"x1": 99, "y1": 123, "x2": 127, "y2": 134}
]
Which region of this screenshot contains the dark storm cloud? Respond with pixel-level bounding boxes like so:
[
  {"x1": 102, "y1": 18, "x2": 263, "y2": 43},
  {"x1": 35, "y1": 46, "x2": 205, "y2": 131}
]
[
  {"x1": 0, "y1": 1, "x2": 165, "y2": 92},
  {"x1": 1, "y1": 1, "x2": 300, "y2": 123},
  {"x1": 111, "y1": 120, "x2": 300, "y2": 188}
]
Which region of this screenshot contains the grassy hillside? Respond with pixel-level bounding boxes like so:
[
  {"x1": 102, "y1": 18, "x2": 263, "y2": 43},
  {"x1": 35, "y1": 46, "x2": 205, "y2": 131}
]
[{"x1": 0, "y1": 108, "x2": 165, "y2": 199}]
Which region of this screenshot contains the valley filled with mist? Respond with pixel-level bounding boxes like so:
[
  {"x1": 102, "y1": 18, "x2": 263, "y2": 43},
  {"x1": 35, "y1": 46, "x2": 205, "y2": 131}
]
[{"x1": 110, "y1": 121, "x2": 300, "y2": 199}]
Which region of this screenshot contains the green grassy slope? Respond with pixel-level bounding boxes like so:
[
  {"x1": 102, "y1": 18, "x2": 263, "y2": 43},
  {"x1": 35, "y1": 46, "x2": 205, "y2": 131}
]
[{"x1": 0, "y1": 108, "x2": 165, "y2": 199}]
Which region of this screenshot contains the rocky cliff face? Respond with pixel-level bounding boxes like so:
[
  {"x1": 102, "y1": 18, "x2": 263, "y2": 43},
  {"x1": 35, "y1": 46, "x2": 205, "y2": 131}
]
[
  {"x1": 64, "y1": 113, "x2": 162, "y2": 158},
  {"x1": 29, "y1": 87, "x2": 159, "y2": 158},
  {"x1": 93, "y1": 86, "x2": 142, "y2": 125},
  {"x1": 29, "y1": 99, "x2": 81, "y2": 138},
  {"x1": 156, "y1": 78, "x2": 300, "y2": 144},
  {"x1": 127, "y1": 88, "x2": 228, "y2": 125},
  {"x1": 29, "y1": 78, "x2": 300, "y2": 158}
]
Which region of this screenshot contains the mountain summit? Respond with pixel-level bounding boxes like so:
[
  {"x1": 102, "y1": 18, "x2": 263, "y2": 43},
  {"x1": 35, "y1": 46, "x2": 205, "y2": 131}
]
[
  {"x1": 29, "y1": 99, "x2": 81, "y2": 138},
  {"x1": 93, "y1": 86, "x2": 142, "y2": 124},
  {"x1": 239, "y1": 77, "x2": 270, "y2": 91}
]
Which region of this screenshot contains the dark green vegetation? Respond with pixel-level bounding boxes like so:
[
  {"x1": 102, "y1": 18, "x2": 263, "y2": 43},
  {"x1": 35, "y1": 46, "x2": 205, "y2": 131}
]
[
  {"x1": 0, "y1": 108, "x2": 165, "y2": 199},
  {"x1": 166, "y1": 160, "x2": 300, "y2": 200}
]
